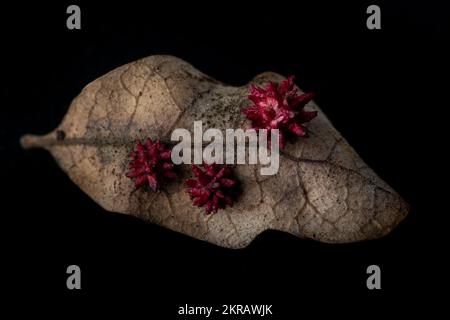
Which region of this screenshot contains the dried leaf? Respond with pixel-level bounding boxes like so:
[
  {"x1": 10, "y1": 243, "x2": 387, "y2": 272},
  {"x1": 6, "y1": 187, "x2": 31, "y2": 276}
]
[{"x1": 21, "y1": 55, "x2": 409, "y2": 248}]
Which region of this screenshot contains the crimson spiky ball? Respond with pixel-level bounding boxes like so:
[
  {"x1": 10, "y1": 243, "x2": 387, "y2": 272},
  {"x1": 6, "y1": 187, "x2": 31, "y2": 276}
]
[
  {"x1": 185, "y1": 163, "x2": 240, "y2": 215},
  {"x1": 243, "y1": 75, "x2": 317, "y2": 149},
  {"x1": 126, "y1": 138, "x2": 177, "y2": 191}
]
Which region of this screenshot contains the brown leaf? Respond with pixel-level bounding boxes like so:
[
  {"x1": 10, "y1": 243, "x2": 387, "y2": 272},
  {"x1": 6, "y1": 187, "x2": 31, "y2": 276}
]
[{"x1": 20, "y1": 55, "x2": 409, "y2": 248}]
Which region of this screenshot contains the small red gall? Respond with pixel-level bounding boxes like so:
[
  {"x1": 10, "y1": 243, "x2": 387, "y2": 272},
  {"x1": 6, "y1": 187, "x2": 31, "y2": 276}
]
[
  {"x1": 243, "y1": 75, "x2": 317, "y2": 149},
  {"x1": 126, "y1": 138, "x2": 177, "y2": 191},
  {"x1": 185, "y1": 163, "x2": 240, "y2": 215}
]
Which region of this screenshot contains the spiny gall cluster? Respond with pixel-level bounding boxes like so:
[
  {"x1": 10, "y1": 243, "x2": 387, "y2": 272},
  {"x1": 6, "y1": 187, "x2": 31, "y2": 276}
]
[
  {"x1": 243, "y1": 76, "x2": 317, "y2": 149},
  {"x1": 126, "y1": 138, "x2": 177, "y2": 191},
  {"x1": 185, "y1": 163, "x2": 240, "y2": 215}
]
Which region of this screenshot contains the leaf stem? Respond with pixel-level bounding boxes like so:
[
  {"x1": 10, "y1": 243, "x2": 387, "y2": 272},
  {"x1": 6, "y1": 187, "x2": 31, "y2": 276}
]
[{"x1": 20, "y1": 134, "x2": 50, "y2": 149}]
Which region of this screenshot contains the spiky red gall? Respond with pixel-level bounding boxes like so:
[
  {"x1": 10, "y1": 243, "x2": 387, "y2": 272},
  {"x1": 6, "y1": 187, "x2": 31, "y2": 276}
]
[
  {"x1": 185, "y1": 163, "x2": 240, "y2": 215},
  {"x1": 126, "y1": 138, "x2": 177, "y2": 191},
  {"x1": 243, "y1": 75, "x2": 317, "y2": 149}
]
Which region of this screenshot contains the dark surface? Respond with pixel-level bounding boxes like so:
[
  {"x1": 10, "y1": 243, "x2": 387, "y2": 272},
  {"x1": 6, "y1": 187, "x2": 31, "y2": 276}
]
[{"x1": 1, "y1": 0, "x2": 447, "y2": 316}]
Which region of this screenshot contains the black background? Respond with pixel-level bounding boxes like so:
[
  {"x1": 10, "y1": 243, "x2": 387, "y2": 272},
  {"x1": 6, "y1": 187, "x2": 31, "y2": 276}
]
[{"x1": 1, "y1": 0, "x2": 448, "y2": 317}]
